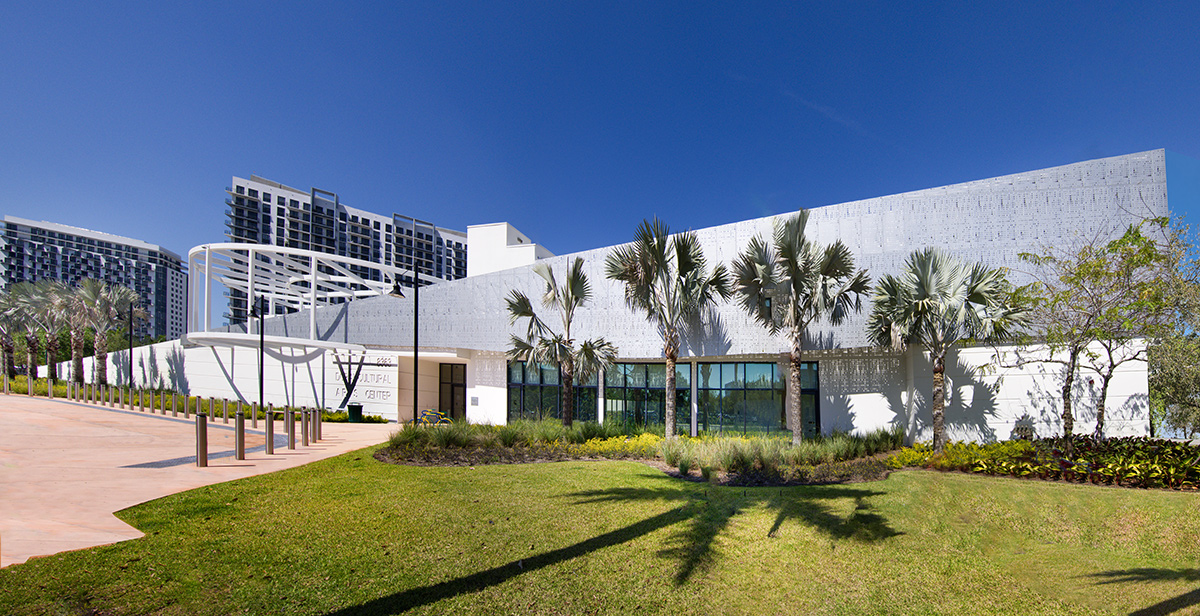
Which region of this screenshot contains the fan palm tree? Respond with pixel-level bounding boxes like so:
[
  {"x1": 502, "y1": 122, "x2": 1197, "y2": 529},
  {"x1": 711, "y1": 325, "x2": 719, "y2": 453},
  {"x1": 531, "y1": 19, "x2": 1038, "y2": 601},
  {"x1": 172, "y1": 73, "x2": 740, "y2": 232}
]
[
  {"x1": 62, "y1": 280, "x2": 96, "y2": 384},
  {"x1": 78, "y1": 281, "x2": 142, "y2": 386},
  {"x1": 732, "y1": 209, "x2": 871, "y2": 444},
  {"x1": 508, "y1": 258, "x2": 618, "y2": 427},
  {"x1": 8, "y1": 281, "x2": 50, "y2": 382},
  {"x1": 0, "y1": 290, "x2": 18, "y2": 381},
  {"x1": 38, "y1": 280, "x2": 71, "y2": 383},
  {"x1": 605, "y1": 219, "x2": 731, "y2": 439},
  {"x1": 866, "y1": 248, "x2": 1028, "y2": 452}
]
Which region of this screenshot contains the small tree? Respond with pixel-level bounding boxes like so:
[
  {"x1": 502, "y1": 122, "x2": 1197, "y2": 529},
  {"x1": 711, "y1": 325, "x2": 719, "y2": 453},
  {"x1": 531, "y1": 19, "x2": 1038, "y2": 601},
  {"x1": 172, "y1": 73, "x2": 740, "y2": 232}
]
[
  {"x1": 508, "y1": 258, "x2": 618, "y2": 427},
  {"x1": 605, "y1": 219, "x2": 730, "y2": 439},
  {"x1": 1019, "y1": 220, "x2": 1178, "y2": 439},
  {"x1": 867, "y1": 249, "x2": 1027, "y2": 452},
  {"x1": 732, "y1": 209, "x2": 869, "y2": 444}
]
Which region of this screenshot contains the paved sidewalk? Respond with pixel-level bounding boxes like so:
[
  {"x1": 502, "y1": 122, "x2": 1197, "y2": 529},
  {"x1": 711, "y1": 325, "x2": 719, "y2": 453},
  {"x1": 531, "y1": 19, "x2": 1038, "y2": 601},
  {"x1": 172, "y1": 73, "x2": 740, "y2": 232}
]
[{"x1": 0, "y1": 394, "x2": 395, "y2": 568}]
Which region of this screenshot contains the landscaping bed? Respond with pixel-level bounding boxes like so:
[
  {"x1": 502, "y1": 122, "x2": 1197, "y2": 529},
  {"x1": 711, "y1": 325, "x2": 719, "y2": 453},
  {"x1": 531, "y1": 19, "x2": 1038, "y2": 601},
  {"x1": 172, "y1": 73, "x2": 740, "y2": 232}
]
[
  {"x1": 888, "y1": 435, "x2": 1200, "y2": 490},
  {"x1": 375, "y1": 420, "x2": 903, "y2": 487}
]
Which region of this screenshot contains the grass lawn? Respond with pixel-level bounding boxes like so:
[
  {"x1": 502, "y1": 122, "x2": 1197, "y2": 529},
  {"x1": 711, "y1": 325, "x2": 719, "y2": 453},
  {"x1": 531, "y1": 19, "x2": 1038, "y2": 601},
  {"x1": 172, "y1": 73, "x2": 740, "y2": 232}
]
[{"x1": 2, "y1": 450, "x2": 1199, "y2": 615}]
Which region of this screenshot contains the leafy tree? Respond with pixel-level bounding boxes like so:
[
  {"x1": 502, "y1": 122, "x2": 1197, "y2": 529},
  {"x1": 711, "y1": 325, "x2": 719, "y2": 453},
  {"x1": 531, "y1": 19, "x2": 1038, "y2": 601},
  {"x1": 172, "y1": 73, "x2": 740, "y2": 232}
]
[
  {"x1": 732, "y1": 209, "x2": 869, "y2": 444},
  {"x1": 867, "y1": 248, "x2": 1027, "y2": 452},
  {"x1": 1019, "y1": 219, "x2": 1178, "y2": 439},
  {"x1": 508, "y1": 258, "x2": 618, "y2": 427},
  {"x1": 1148, "y1": 221, "x2": 1200, "y2": 437},
  {"x1": 605, "y1": 219, "x2": 730, "y2": 438}
]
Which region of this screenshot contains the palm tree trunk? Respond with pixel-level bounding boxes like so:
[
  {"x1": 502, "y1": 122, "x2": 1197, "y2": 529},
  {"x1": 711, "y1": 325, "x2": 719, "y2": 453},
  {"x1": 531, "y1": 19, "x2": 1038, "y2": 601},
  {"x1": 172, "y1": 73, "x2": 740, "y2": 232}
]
[
  {"x1": 71, "y1": 327, "x2": 85, "y2": 384},
  {"x1": 664, "y1": 353, "x2": 677, "y2": 439},
  {"x1": 95, "y1": 329, "x2": 108, "y2": 386},
  {"x1": 46, "y1": 331, "x2": 59, "y2": 383},
  {"x1": 787, "y1": 329, "x2": 806, "y2": 445},
  {"x1": 2, "y1": 333, "x2": 15, "y2": 379},
  {"x1": 25, "y1": 334, "x2": 39, "y2": 382},
  {"x1": 560, "y1": 359, "x2": 575, "y2": 428},
  {"x1": 931, "y1": 351, "x2": 947, "y2": 452}
]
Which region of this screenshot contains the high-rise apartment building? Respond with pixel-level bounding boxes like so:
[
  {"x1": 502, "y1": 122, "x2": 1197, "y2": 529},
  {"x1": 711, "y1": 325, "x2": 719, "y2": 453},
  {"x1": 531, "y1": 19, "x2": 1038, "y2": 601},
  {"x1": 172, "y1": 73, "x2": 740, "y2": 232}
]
[
  {"x1": 0, "y1": 216, "x2": 187, "y2": 339},
  {"x1": 224, "y1": 175, "x2": 468, "y2": 324}
]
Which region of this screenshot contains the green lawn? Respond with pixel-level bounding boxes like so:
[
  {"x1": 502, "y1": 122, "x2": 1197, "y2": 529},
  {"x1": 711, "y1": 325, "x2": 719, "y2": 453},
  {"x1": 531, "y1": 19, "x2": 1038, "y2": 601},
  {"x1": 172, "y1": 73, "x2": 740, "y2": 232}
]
[{"x1": 2, "y1": 450, "x2": 1199, "y2": 615}]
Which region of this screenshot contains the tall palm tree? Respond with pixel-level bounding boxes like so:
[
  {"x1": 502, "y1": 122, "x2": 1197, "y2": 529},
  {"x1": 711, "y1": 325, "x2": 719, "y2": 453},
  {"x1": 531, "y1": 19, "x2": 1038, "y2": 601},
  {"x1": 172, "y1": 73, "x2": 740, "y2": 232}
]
[
  {"x1": 38, "y1": 280, "x2": 71, "y2": 383},
  {"x1": 732, "y1": 209, "x2": 871, "y2": 444},
  {"x1": 8, "y1": 281, "x2": 48, "y2": 382},
  {"x1": 62, "y1": 280, "x2": 95, "y2": 384},
  {"x1": 78, "y1": 281, "x2": 142, "y2": 386},
  {"x1": 866, "y1": 248, "x2": 1027, "y2": 452},
  {"x1": 605, "y1": 219, "x2": 731, "y2": 439},
  {"x1": 0, "y1": 291, "x2": 18, "y2": 381},
  {"x1": 508, "y1": 257, "x2": 618, "y2": 427}
]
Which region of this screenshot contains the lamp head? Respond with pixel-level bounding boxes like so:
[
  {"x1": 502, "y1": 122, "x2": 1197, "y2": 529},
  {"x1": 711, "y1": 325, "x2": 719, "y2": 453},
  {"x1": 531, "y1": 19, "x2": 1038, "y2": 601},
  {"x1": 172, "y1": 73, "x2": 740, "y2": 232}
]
[{"x1": 389, "y1": 281, "x2": 405, "y2": 298}]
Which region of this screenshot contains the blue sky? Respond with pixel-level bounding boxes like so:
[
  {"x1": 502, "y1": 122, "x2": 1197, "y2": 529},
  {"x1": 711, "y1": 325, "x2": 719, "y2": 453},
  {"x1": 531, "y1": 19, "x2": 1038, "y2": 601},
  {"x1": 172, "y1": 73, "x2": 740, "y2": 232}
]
[{"x1": 3, "y1": 2, "x2": 1200, "y2": 259}]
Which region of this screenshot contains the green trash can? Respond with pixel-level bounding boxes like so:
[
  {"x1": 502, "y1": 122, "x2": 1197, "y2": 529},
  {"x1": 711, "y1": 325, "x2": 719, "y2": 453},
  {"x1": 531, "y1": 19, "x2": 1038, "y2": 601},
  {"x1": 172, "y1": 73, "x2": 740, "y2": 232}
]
[{"x1": 347, "y1": 402, "x2": 363, "y2": 423}]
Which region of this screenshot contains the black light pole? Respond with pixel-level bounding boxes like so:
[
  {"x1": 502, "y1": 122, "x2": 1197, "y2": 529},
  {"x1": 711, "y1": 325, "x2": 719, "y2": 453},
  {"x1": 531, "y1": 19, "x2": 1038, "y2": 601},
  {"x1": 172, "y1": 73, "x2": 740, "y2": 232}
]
[
  {"x1": 251, "y1": 295, "x2": 269, "y2": 454},
  {"x1": 390, "y1": 274, "x2": 418, "y2": 425},
  {"x1": 250, "y1": 296, "x2": 264, "y2": 410},
  {"x1": 127, "y1": 301, "x2": 134, "y2": 388}
]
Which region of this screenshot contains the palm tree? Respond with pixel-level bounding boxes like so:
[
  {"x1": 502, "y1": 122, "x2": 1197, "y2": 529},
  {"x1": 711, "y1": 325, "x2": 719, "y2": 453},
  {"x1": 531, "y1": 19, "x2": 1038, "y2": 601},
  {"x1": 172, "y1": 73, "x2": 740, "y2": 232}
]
[
  {"x1": 62, "y1": 280, "x2": 95, "y2": 384},
  {"x1": 732, "y1": 209, "x2": 871, "y2": 444},
  {"x1": 866, "y1": 248, "x2": 1027, "y2": 452},
  {"x1": 8, "y1": 281, "x2": 48, "y2": 382},
  {"x1": 0, "y1": 291, "x2": 18, "y2": 381},
  {"x1": 38, "y1": 280, "x2": 71, "y2": 383},
  {"x1": 78, "y1": 281, "x2": 142, "y2": 386},
  {"x1": 508, "y1": 258, "x2": 618, "y2": 427},
  {"x1": 605, "y1": 219, "x2": 731, "y2": 439}
]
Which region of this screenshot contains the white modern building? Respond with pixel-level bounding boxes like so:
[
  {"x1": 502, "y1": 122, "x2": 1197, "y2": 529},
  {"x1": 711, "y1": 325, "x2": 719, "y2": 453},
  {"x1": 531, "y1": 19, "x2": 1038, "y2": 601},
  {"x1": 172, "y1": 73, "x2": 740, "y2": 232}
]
[
  {"x1": 224, "y1": 175, "x2": 468, "y2": 324},
  {"x1": 80, "y1": 150, "x2": 1200, "y2": 443},
  {"x1": 0, "y1": 216, "x2": 187, "y2": 339}
]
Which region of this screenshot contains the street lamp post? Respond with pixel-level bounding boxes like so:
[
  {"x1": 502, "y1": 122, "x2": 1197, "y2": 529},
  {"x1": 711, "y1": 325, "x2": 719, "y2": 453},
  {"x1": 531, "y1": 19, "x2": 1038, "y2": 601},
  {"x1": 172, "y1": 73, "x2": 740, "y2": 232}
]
[
  {"x1": 250, "y1": 295, "x2": 270, "y2": 454},
  {"x1": 127, "y1": 301, "x2": 134, "y2": 388},
  {"x1": 389, "y1": 274, "x2": 418, "y2": 425}
]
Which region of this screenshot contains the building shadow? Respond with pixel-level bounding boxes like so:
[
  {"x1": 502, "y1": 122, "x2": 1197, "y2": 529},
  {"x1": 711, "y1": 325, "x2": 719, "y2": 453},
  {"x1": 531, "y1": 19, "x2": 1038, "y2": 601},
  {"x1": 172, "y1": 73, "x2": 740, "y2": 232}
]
[
  {"x1": 315, "y1": 478, "x2": 900, "y2": 615},
  {"x1": 1086, "y1": 568, "x2": 1200, "y2": 615}
]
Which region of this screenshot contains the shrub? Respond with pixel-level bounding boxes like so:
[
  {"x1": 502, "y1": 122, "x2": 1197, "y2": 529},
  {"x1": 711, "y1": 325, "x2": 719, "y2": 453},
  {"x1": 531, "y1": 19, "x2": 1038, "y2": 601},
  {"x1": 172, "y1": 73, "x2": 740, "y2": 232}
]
[
  {"x1": 390, "y1": 423, "x2": 431, "y2": 448},
  {"x1": 497, "y1": 424, "x2": 524, "y2": 448}
]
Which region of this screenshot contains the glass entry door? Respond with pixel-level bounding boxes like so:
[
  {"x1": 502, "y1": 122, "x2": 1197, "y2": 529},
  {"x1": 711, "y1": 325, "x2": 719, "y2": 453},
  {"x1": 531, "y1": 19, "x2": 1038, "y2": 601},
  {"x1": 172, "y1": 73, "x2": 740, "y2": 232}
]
[{"x1": 439, "y1": 363, "x2": 466, "y2": 421}]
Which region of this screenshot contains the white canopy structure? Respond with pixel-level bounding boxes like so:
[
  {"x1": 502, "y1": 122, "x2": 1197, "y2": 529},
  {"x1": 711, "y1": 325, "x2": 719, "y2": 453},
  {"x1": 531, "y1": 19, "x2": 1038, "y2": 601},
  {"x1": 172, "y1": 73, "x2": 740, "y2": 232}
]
[{"x1": 182, "y1": 243, "x2": 411, "y2": 351}]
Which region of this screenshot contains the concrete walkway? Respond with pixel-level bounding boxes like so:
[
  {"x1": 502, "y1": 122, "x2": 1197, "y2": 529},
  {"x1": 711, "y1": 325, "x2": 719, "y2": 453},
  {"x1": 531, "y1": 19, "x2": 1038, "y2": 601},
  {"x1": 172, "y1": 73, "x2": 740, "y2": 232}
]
[{"x1": 0, "y1": 394, "x2": 395, "y2": 568}]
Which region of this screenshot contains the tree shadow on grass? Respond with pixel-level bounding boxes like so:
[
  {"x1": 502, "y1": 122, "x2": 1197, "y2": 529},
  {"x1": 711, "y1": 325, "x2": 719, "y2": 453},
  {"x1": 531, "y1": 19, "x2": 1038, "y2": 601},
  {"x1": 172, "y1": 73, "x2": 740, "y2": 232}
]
[
  {"x1": 318, "y1": 478, "x2": 900, "y2": 615},
  {"x1": 317, "y1": 506, "x2": 693, "y2": 616},
  {"x1": 572, "y1": 477, "x2": 901, "y2": 585},
  {"x1": 1086, "y1": 569, "x2": 1200, "y2": 616}
]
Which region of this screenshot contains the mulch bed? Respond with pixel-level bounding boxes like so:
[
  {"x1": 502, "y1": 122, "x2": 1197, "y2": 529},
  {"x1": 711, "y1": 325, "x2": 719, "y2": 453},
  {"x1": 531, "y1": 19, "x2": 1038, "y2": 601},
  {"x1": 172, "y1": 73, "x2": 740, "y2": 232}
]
[{"x1": 374, "y1": 445, "x2": 894, "y2": 487}]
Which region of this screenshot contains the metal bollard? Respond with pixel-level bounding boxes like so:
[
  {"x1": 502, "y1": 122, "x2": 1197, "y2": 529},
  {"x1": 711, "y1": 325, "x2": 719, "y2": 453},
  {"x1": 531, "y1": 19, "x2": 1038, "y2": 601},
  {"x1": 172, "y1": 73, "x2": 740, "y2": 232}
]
[
  {"x1": 196, "y1": 413, "x2": 208, "y2": 467},
  {"x1": 309, "y1": 407, "x2": 318, "y2": 443},
  {"x1": 265, "y1": 403, "x2": 274, "y2": 455},
  {"x1": 235, "y1": 408, "x2": 245, "y2": 460},
  {"x1": 223, "y1": 399, "x2": 228, "y2": 424},
  {"x1": 48, "y1": 380, "x2": 54, "y2": 399},
  {"x1": 286, "y1": 407, "x2": 295, "y2": 450},
  {"x1": 316, "y1": 407, "x2": 322, "y2": 441},
  {"x1": 171, "y1": 391, "x2": 178, "y2": 417},
  {"x1": 184, "y1": 395, "x2": 190, "y2": 419},
  {"x1": 301, "y1": 409, "x2": 309, "y2": 447},
  {"x1": 139, "y1": 389, "x2": 145, "y2": 412},
  {"x1": 196, "y1": 396, "x2": 202, "y2": 419},
  {"x1": 252, "y1": 401, "x2": 258, "y2": 429},
  {"x1": 208, "y1": 397, "x2": 215, "y2": 419}
]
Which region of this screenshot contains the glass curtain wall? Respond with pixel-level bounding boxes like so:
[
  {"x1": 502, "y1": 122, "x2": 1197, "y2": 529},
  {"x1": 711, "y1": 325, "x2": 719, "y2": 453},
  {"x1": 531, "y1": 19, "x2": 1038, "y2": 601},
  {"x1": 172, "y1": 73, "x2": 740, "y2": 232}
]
[
  {"x1": 604, "y1": 363, "x2": 689, "y2": 433},
  {"x1": 506, "y1": 362, "x2": 598, "y2": 423},
  {"x1": 696, "y1": 362, "x2": 819, "y2": 436}
]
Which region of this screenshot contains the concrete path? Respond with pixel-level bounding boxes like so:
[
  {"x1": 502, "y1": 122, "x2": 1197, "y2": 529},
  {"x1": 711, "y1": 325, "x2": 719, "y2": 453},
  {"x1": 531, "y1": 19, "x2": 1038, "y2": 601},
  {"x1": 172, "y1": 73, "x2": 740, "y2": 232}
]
[{"x1": 0, "y1": 394, "x2": 395, "y2": 568}]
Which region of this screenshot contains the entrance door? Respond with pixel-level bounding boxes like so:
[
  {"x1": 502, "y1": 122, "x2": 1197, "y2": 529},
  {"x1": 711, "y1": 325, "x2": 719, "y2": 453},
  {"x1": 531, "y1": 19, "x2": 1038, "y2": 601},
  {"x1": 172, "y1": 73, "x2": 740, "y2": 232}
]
[{"x1": 439, "y1": 363, "x2": 467, "y2": 421}]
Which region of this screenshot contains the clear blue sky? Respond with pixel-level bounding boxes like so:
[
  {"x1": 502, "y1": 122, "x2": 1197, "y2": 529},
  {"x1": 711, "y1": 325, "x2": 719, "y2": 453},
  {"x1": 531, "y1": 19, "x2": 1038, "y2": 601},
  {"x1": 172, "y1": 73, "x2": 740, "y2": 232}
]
[{"x1": 3, "y1": 2, "x2": 1200, "y2": 259}]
